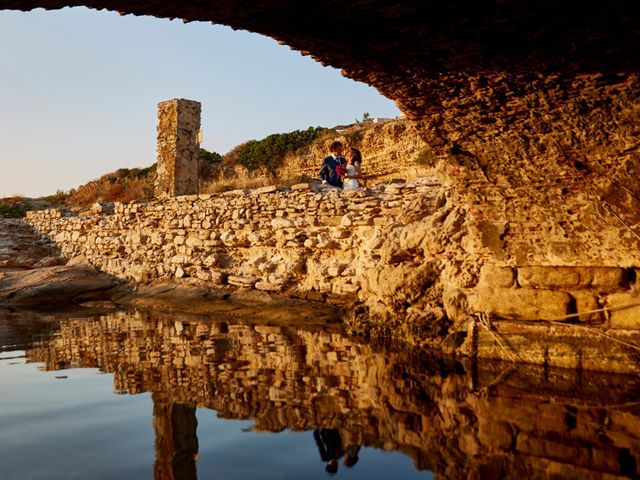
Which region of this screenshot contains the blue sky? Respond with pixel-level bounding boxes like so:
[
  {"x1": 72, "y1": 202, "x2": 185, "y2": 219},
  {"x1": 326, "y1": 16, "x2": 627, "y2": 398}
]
[{"x1": 0, "y1": 7, "x2": 399, "y2": 197}]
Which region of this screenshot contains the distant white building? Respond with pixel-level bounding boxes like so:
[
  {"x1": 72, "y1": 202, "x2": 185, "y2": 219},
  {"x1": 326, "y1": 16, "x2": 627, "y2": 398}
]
[
  {"x1": 334, "y1": 123, "x2": 359, "y2": 133},
  {"x1": 334, "y1": 117, "x2": 396, "y2": 133}
]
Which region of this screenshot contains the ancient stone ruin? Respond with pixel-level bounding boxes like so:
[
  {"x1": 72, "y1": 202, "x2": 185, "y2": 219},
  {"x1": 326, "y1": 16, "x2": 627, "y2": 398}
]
[{"x1": 154, "y1": 98, "x2": 201, "y2": 198}]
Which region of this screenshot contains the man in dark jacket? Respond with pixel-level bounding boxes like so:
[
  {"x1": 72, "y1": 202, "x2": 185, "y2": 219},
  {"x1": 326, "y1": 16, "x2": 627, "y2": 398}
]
[{"x1": 319, "y1": 141, "x2": 346, "y2": 187}]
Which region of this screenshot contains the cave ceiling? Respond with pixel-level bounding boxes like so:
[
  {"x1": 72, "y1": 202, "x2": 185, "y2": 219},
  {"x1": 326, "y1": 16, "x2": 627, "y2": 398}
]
[{"x1": 3, "y1": 1, "x2": 640, "y2": 118}]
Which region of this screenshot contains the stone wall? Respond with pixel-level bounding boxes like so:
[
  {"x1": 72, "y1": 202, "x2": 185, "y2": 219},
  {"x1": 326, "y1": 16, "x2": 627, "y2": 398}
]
[{"x1": 26, "y1": 178, "x2": 441, "y2": 302}]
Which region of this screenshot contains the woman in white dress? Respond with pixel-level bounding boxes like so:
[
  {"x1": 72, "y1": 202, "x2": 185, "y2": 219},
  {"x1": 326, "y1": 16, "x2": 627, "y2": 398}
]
[{"x1": 343, "y1": 148, "x2": 363, "y2": 190}]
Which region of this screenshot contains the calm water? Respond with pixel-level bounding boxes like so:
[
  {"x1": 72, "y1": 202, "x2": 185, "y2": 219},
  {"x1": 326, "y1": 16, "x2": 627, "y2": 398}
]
[{"x1": 1, "y1": 309, "x2": 640, "y2": 479}]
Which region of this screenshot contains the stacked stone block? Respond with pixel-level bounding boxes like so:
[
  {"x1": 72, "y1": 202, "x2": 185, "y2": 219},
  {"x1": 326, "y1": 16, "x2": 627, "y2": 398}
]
[
  {"x1": 154, "y1": 99, "x2": 201, "y2": 198},
  {"x1": 26, "y1": 178, "x2": 441, "y2": 302},
  {"x1": 24, "y1": 175, "x2": 640, "y2": 372}
]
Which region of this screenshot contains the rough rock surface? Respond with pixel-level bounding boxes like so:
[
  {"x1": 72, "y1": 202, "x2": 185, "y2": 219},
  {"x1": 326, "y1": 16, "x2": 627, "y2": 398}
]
[
  {"x1": 0, "y1": 264, "x2": 119, "y2": 306},
  {"x1": 0, "y1": 218, "x2": 117, "y2": 306},
  {"x1": 5, "y1": 2, "x2": 638, "y2": 119},
  {"x1": 24, "y1": 177, "x2": 640, "y2": 372},
  {"x1": 0, "y1": 218, "x2": 60, "y2": 269}
]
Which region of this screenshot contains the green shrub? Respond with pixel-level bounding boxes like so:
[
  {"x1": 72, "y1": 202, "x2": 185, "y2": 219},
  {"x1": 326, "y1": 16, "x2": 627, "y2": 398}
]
[
  {"x1": 230, "y1": 127, "x2": 333, "y2": 173},
  {"x1": 346, "y1": 130, "x2": 363, "y2": 144},
  {"x1": 42, "y1": 189, "x2": 68, "y2": 206},
  {"x1": 0, "y1": 203, "x2": 25, "y2": 218},
  {"x1": 137, "y1": 164, "x2": 157, "y2": 178},
  {"x1": 199, "y1": 148, "x2": 223, "y2": 181},
  {"x1": 200, "y1": 148, "x2": 222, "y2": 164},
  {"x1": 355, "y1": 112, "x2": 372, "y2": 124}
]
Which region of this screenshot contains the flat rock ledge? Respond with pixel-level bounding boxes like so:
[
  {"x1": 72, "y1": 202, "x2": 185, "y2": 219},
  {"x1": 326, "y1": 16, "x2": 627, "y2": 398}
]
[
  {"x1": 0, "y1": 265, "x2": 342, "y2": 325},
  {"x1": 112, "y1": 282, "x2": 342, "y2": 325},
  {"x1": 0, "y1": 264, "x2": 119, "y2": 306}
]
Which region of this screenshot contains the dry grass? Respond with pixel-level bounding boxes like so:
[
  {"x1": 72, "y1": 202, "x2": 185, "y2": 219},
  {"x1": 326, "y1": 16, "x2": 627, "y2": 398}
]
[
  {"x1": 201, "y1": 165, "x2": 275, "y2": 193},
  {"x1": 66, "y1": 174, "x2": 154, "y2": 210},
  {"x1": 201, "y1": 164, "x2": 314, "y2": 193},
  {"x1": 0, "y1": 195, "x2": 27, "y2": 218}
]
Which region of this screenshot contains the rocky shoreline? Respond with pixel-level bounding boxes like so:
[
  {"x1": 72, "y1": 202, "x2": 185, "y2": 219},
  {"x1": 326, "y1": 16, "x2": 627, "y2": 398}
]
[
  {"x1": 0, "y1": 217, "x2": 341, "y2": 324},
  {"x1": 0, "y1": 218, "x2": 117, "y2": 306},
  {"x1": 6, "y1": 182, "x2": 640, "y2": 375}
]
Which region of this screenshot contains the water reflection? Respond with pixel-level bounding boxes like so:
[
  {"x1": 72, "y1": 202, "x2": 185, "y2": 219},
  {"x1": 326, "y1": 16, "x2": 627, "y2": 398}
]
[
  {"x1": 3, "y1": 309, "x2": 640, "y2": 479},
  {"x1": 314, "y1": 428, "x2": 361, "y2": 475}
]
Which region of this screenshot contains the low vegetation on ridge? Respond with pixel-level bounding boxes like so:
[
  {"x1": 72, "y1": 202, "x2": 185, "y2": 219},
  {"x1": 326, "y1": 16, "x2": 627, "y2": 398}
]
[
  {"x1": 226, "y1": 127, "x2": 333, "y2": 173},
  {"x1": 1, "y1": 126, "x2": 333, "y2": 217},
  {"x1": 0, "y1": 197, "x2": 27, "y2": 218}
]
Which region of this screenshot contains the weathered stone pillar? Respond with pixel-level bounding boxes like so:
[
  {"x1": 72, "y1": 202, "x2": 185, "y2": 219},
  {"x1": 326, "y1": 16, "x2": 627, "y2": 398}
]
[{"x1": 155, "y1": 99, "x2": 201, "y2": 198}]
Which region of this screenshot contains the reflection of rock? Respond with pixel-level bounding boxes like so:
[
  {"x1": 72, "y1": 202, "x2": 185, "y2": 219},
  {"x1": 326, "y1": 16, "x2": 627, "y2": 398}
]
[
  {"x1": 24, "y1": 311, "x2": 640, "y2": 479},
  {"x1": 0, "y1": 265, "x2": 119, "y2": 306}
]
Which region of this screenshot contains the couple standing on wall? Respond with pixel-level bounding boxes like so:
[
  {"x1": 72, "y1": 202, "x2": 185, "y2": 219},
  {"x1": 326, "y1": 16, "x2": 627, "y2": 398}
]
[{"x1": 319, "y1": 141, "x2": 363, "y2": 190}]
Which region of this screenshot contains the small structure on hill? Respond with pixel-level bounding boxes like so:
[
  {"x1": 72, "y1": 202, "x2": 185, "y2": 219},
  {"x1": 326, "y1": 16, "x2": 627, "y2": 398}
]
[{"x1": 154, "y1": 98, "x2": 201, "y2": 198}]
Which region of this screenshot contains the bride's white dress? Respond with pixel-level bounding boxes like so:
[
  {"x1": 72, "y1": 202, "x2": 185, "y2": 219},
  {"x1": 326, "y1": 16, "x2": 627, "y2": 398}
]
[{"x1": 343, "y1": 164, "x2": 359, "y2": 190}]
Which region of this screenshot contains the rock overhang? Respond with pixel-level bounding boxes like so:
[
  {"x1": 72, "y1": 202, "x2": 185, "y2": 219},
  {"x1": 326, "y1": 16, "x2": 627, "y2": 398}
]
[{"x1": 3, "y1": 1, "x2": 639, "y2": 119}]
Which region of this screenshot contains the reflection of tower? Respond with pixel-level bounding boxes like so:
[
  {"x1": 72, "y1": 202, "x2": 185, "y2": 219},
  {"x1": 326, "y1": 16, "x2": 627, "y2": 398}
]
[{"x1": 152, "y1": 392, "x2": 199, "y2": 480}]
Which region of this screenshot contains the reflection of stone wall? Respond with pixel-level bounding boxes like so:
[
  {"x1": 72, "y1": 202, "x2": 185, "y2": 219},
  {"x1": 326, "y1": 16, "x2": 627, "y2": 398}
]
[{"x1": 26, "y1": 311, "x2": 640, "y2": 479}]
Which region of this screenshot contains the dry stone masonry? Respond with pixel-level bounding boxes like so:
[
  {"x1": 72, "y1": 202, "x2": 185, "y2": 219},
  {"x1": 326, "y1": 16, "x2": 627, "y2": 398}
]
[
  {"x1": 26, "y1": 179, "x2": 441, "y2": 302},
  {"x1": 154, "y1": 99, "x2": 201, "y2": 198}
]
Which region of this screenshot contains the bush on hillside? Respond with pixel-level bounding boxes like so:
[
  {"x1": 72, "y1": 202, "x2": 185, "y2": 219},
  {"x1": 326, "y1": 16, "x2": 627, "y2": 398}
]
[
  {"x1": 0, "y1": 196, "x2": 26, "y2": 218},
  {"x1": 415, "y1": 147, "x2": 436, "y2": 166},
  {"x1": 228, "y1": 127, "x2": 333, "y2": 173},
  {"x1": 41, "y1": 189, "x2": 68, "y2": 207},
  {"x1": 64, "y1": 164, "x2": 157, "y2": 209},
  {"x1": 200, "y1": 148, "x2": 223, "y2": 164},
  {"x1": 62, "y1": 147, "x2": 222, "y2": 210},
  {"x1": 199, "y1": 148, "x2": 223, "y2": 181}
]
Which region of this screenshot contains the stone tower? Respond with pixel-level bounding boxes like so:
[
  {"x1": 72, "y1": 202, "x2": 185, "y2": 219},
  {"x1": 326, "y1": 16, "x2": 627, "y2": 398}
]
[{"x1": 154, "y1": 99, "x2": 201, "y2": 198}]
